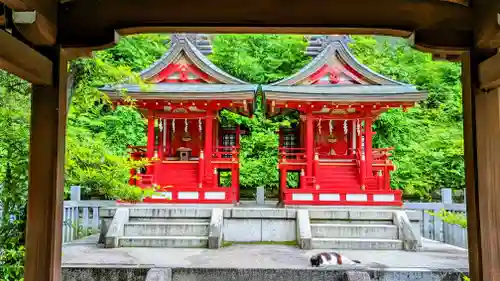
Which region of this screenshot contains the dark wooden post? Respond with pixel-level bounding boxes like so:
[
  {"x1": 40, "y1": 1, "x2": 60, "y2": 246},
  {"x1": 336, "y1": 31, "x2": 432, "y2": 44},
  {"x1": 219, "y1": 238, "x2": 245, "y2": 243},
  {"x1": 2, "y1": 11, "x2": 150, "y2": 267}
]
[
  {"x1": 461, "y1": 52, "x2": 483, "y2": 281},
  {"x1": 463, "y1": 49, "x2": 500, "y2": 281},
  {"x1": 25, "y1": 46, "x2": 68, "y2": 281}
]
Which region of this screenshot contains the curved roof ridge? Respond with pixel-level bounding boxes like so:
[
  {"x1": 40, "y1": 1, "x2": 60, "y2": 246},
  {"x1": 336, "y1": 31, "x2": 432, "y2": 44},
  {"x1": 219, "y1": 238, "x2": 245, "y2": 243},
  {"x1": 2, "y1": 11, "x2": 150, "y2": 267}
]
[
  {"x1": 271, "y1": 35, "x2": 415, "y2": 89},
  {"x1": 139, "y1": 34, "x2": 248, "y2": 85}
]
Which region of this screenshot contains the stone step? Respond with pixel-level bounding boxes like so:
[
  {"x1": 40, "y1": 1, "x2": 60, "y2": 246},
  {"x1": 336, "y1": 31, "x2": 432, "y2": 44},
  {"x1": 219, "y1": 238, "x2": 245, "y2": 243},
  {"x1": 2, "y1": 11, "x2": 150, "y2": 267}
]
[
  {"x1": 128, "y1": 208, "x2": 212, "y2": 219},
  {"x1": 308, "y1": 209, "x2": 395, "y2": 221},
  {"x1": 129, "y1": 218, "x2": 211, "y2": 223},
  {"x1": 311, "y1": 223, "x2": 398, "y2": 239},
  {"x1": 124, "y1": 221, "x2": 210, "y2": 236},
  {"x1": 118, "y1": 236, "x2": 209, "y2": 248},
  {"x1": 310, "y1": 219, "x2": 394, "y2": 225},
  {"x1": 311, "y1": 238, "x2": 403, "y2": 250}
]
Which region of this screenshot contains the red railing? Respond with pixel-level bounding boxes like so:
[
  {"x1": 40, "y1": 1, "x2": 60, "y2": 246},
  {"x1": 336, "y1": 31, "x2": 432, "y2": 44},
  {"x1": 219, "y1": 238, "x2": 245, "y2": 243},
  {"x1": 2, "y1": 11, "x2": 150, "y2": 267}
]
[
  {"x1": 355, "y1": 148, "x2": 366, "y2": 188},
  {"x1": 372, "y1": 147, "x2": 394, "y2": 161},
  {"x1": 128, "y1": 145, "x2": 148, "y2": 160},
  {"x1": 212, "y1": 146, "x2": 239, "y2": 161},
  {"x1": 279, "y1": 147, "x2": 306, "y2": 163},
  {"x1": 315, "y1": 148, "x2": 356, "y2": 160}
]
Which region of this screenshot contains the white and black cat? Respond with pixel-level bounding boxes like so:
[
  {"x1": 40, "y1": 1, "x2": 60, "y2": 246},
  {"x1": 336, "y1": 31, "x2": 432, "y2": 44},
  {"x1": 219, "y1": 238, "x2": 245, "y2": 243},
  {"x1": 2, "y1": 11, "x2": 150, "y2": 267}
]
[{"x1": 310, "y1": 252, "x2": 361, "y2": 267}]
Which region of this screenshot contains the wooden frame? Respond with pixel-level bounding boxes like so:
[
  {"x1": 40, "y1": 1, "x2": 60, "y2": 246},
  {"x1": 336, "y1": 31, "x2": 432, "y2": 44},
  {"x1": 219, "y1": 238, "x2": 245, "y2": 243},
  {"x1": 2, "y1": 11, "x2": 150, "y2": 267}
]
[{"x1": 0, "y1": 0, "x2": 499, "y2": 280}]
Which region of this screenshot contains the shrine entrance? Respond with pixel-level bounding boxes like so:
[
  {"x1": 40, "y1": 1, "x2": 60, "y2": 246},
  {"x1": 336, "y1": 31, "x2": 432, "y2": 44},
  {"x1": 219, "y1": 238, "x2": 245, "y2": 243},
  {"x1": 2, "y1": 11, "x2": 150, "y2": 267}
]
[
  {"x1": 263, "y1": 36, "x2": 427, "y2": 206},
  {"x1": 102, "y1": 34, "x2": 255, "y2": 204}
]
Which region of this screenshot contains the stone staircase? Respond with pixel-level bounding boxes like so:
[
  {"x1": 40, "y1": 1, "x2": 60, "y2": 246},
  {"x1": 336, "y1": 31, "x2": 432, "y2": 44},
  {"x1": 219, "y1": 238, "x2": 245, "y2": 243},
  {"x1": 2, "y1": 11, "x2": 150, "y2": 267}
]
[
  {"x1": 101, "y1": 207, "x2": 421, "y2": 251},
  {"x1": 306, "y1": 209, "x2": 418, "y2": 250},
  {"x1": 102, "y1": 208, "x2": 216, "y2": 248}
]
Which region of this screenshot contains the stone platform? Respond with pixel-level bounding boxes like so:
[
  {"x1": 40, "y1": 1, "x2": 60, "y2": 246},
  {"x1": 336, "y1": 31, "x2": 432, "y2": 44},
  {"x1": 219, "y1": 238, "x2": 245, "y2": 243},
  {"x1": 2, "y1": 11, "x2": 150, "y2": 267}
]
[{"x1": 62, "y1": 235, "x2": 468, "y2": 281}]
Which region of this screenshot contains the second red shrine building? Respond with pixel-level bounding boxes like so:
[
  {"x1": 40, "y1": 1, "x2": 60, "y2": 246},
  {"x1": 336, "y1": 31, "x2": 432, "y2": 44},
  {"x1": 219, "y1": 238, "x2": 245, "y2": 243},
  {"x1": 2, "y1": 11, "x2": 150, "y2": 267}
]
[{"x1": 100, "y1": 34, "x2": 427, "y2": 206}]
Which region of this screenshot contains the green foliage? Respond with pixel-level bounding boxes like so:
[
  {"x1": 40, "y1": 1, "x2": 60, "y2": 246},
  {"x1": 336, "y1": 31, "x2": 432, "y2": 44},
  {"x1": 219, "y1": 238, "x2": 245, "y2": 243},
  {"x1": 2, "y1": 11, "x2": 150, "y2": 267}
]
[
  {"x1": 349, "y1": 36, "x2": 464, "y2": 199},
  {"x1": 211, "y1": 35, "x2": 309, "y2": 193},
  {"x1": 0, "y1": 71, "x2": 30, "y2": 281},
  {"x1": 428, "y1": 209, "x2": 467, "y2": 228},
  {"x1": 210, "y1": 34, "x2": 310, "y2": 84}
]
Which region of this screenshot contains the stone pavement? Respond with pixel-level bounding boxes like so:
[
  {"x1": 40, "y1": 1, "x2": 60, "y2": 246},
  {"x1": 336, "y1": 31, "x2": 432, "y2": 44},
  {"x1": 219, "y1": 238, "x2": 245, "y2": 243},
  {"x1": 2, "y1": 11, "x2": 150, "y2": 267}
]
[{"x1": 62, "y1": 235, "x2": 468, "y2": 270}]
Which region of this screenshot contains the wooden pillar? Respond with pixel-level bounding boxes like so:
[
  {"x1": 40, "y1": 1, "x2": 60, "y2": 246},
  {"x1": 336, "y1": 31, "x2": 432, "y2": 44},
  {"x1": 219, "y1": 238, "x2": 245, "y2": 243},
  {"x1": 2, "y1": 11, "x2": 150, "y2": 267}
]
[
  {"x1": 165, "y1": 118, "x2": 171, "y2": 157},
  {"x1": 364, "y1": 114, "x2": 373, "y2": 178},
  {"x1": 146, "y1": 112, "x2": 155, "y2": 174},
  {"x1": 281, "y1": 168, "x2": 288, "y2": 190},
  {"x1": 204, "y1": 111, "x2": 214, "y2": 177},
  {"x1": 25, "y1": 47, "x2": 67, "y2": 281},
  {"x1": 158, "y1": 118, "x2": 164, "y2": 161},
  {"x1": 236, "y1": 125, "x2": 241, "y2": 146},
  {"x1": 146, "y1": 112, "x2": 155, "y2": 159},
  {"x1": 356, "y1": 120, "x2": 362, "y2": 154},
  {"x1": 463, "y1": 51, "x2": 500, "y2": 281},
  {"x1": 305, "y1": 112, "x2": 314, "y2": 177},
  {"x1": 351, "y1": 120, "x2": 356, "y2": 155}
]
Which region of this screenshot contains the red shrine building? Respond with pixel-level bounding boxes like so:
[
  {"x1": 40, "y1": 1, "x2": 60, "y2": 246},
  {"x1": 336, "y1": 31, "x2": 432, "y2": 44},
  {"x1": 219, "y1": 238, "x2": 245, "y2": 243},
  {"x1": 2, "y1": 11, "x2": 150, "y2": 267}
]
[
  {"x1": 262, "y1": 35, "x2": 427, "y2": 206},
  {"x1": 101, "y1": 34, "x2": 256, "y2": 204},
  {"x1": 102, "y1": 34, "x2": 426, "y2": 207}
]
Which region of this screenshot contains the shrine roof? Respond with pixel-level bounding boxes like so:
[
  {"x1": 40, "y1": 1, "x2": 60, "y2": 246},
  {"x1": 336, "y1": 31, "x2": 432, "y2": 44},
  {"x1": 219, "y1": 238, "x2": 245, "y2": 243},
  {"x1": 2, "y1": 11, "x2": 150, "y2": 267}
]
[
  {"x1": 272, "y1": 35, "x2": 408, "y2": 86},
  {"x1": 138, "y1": 34, "x2": 247, "y2": 85},
  {"x1": 265, "y1": 35, "x2": 427, "y2": 103},
  {"x1": 262, "y1": 85, "x2": 426, "y2": 102},
  {"x1": 101, "y1": 84, "x2": 257, "y2": 101}
]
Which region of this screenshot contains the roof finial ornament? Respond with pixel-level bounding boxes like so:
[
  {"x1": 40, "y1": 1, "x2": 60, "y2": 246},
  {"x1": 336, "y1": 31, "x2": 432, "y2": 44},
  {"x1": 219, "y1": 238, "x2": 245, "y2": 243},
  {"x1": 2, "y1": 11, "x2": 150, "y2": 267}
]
[
  {"x1": 305, "y1": 35, "x2": 352, "y2": 57},
  {"x1": 169, "y1": 33, "x2": 213, "y2": 55}
]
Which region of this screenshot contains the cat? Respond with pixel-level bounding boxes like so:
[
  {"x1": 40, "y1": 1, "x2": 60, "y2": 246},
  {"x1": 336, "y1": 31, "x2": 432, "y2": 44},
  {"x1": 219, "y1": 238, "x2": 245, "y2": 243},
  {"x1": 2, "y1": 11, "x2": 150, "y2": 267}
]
[{"x1": 309, "y1": 252, "x2": 361, "y2": 267}]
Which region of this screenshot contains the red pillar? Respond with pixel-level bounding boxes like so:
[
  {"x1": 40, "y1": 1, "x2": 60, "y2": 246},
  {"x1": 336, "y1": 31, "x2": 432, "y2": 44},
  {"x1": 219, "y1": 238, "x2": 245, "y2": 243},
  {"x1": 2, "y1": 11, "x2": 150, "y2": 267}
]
[
  {"x1": 158, "y1": 118, "x2": 164, "y2": 161},
  {"x1": 364, "y1": 114, "x2": 373, "y2": 178},
  {"x1": 165, "y1": 118, "x2": 171, "y2": 157},
  {"x1": 146, "y1": 112, "x2": 155, "y2": 174},
  {"x1": 356, "y1": 119, "x2": 362, "y2": 154},
  {"x1": 198, "y1": 150, "x2": 204, "y2": 188},
  {"x1": 204, "y1": 111, "x2": 214, "y2": 178},
  {"x1": 236, "y1": 125, "x2": 241, "y2": 147},
  {"x1": 306, "y1": 111, "x2": 314, "y2": 177}
]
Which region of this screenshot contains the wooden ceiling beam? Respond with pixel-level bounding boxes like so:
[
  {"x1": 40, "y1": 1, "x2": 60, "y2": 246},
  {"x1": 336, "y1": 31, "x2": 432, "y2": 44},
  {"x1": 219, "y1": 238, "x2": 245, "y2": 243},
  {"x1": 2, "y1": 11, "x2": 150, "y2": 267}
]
[
  {"x1": 58, "y1": 0, "x2": 472, "y2": 51},
  {"x1": 0, "y1": 29, "x2": 52, "y2": 85},
  {"x1": 12, "y1": 10, "x2": 55, "y2": 45},
  {"x1": 475, "y1": 9, "x2": 500, "y2": 49},
  {"x1": 0, "y1": 0, "x2": 28, "y2": 11},
  {"x1": 408, "y1": 29, "x2": 470, "y2": 56},
  {"x1": 479, "y1": 51, "x2": 500, "y2": 91},
  {"x1": 1, "y1": 0, "x2": 57, "y2": 46}
]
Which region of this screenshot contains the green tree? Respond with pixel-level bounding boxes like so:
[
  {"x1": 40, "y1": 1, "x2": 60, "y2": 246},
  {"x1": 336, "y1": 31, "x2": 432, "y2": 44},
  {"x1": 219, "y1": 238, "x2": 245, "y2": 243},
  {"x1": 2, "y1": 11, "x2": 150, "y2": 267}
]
[
  {"x1": 211, "y1": 35, "x2": 310, "y2": 195},
  {"x1": 349, "y1": 36, "x2": 464, "y2": 199},
  {"x1": 0, "y1": 71, "x2": 30, "y2": 281}
]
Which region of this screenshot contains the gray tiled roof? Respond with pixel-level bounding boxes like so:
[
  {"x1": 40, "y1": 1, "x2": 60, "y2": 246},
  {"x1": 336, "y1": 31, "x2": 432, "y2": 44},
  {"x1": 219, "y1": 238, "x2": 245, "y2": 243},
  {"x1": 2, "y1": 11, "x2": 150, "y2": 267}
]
[
  {"x1": 138, "y1": 34, "x2": 247, "y2": 85},
  {"x1": 272, "y1": 35, "x2": 408, "y2": 86},
  {"x1": 101, "y1": 83, "x2": 257, "y2": 101},
  {"x1": 262, "y1": 85, "x2": 427, "y2": 102}
]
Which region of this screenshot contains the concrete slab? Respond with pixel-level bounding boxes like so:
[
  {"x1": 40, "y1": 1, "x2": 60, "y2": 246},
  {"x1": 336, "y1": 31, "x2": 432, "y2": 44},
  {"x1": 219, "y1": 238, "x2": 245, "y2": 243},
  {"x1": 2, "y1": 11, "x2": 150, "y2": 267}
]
[{"x1": 62, "y1": 235, "x2": 468, "y2": 271}]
